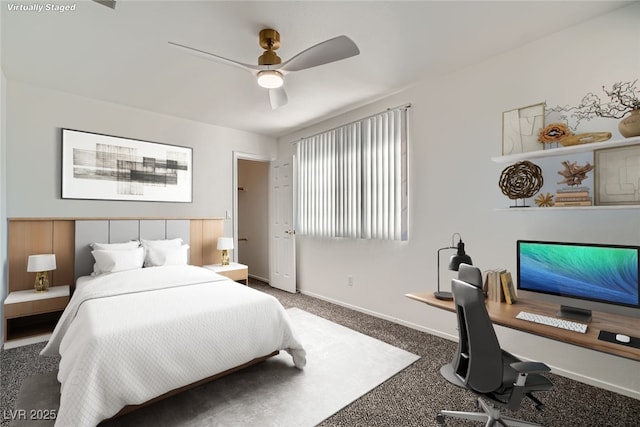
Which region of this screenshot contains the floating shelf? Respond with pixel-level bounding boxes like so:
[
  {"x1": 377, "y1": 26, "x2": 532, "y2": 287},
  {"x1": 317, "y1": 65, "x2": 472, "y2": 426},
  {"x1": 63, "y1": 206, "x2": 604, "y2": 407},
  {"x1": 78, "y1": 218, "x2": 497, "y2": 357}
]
[
  {"x1": 491, "y1": 136, "x2": 640, "y2": 164},
  {"x1": 493, "y1": 135, "x2": 640, "y2": 211},
  {"x1": 496, "y1": 205, "x2": 640, "y2": 212}
]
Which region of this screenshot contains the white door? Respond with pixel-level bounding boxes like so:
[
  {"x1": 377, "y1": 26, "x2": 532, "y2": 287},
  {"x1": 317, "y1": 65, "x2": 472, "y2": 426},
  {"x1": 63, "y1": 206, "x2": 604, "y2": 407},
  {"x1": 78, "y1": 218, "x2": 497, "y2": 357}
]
[{"x1": 269, "y1": 158, "x2": 296, "y2": 293}]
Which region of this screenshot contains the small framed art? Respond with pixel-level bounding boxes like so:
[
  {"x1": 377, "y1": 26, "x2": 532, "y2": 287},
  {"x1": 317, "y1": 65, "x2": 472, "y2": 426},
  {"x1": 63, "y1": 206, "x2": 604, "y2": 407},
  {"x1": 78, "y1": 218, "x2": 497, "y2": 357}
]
[
  {"x1": 62, "y1": 129, "x2": 193, "y2": 203},
  {"x1": 594, "y1": 145, "x2": 640, "y2": 206},
  {"x1": 502, "y1": 103, "x2": 545, "y2": 155}
]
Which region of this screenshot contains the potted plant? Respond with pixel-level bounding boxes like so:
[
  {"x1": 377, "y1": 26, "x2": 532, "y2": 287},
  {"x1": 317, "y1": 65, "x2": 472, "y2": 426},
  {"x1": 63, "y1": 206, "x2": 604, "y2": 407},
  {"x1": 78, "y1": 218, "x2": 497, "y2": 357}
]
[{"x1": 548, "y1": 80, "x2": 640, "y2": 138}]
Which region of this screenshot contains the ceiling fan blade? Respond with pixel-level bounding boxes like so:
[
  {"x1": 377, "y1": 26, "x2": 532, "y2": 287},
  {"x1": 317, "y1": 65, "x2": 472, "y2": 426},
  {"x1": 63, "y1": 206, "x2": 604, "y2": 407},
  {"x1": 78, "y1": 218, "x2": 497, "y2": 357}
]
[
  {"x1": 279, "y1": 35, "x2": 360, "y2": 72},
  {"x1": 168, "y1": 41, "x2": 261, "y2": 72},
  {"x1": 269, "y1": 87, "x2": 288, "y2": 109}
]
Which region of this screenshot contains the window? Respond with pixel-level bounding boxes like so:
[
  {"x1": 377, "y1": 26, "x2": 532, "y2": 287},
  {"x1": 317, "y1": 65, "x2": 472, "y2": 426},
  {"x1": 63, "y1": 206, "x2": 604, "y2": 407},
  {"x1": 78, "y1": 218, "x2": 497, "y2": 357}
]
[{"x1": 296, "y1": 105, "x2": 409, "y2": 240}]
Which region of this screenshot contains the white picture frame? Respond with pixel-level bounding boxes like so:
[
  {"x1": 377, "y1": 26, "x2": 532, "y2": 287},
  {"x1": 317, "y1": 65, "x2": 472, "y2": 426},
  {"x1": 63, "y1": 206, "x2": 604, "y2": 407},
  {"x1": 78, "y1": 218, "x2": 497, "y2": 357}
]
[
  {"x1": 594, "y1": 145, "x2": 640, "y2": 206},
  {"x1": 62, "y1": 129, "x2": 193, "y2": 203},
  {"x1": 502, "y1": 103, "x2": 545, "y2": 155}
]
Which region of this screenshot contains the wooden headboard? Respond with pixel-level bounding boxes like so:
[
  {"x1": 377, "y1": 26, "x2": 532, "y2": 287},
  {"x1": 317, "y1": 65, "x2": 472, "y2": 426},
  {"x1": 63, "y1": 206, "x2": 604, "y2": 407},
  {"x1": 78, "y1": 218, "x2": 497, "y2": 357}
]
[{"x1": 7, "y1": 218, "x2": 224, "y2": 293}]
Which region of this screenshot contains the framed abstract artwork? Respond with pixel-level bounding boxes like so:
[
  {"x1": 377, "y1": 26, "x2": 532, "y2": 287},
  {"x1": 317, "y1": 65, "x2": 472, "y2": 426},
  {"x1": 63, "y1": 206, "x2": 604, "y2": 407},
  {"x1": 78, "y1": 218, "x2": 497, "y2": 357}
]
[
  {"x1": 502, "y1": 103, "x2": 545, "y2": 155},
  {"x1": 594, "y1": 145, "x2": 640, "y2": 206},
  {"x1": 62, "y1": 129, "x2": 192, "y2": 203}
]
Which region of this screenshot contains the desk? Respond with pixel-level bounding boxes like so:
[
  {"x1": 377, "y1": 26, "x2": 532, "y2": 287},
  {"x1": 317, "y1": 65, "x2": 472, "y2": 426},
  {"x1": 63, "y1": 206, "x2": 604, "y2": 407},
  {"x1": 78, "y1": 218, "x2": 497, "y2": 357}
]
[{"x1": 405, "y1": 292, "x2": 640, "y2": 362}]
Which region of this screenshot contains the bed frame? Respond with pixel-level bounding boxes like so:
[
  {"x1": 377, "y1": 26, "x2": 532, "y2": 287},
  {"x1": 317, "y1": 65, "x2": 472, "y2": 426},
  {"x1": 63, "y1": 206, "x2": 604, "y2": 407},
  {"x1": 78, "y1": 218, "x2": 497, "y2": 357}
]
[
  {"x1": 109, "y1": 351, "x2": 279, "y2": 421},
  {"x1": 74, "y1": 219, "x2": 192, "y2": 278},
  {"x1": 7, "y1": 217, "x2": 280, "y2": 422},
  {"x1": 8, "y1": 217, "x2": 224, "y2": 293}
]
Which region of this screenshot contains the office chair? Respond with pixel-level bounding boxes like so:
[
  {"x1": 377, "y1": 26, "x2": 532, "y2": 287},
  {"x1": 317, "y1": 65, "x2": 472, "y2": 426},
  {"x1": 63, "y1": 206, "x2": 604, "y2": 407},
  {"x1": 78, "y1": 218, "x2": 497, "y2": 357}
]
[{"x1": 437, "y1": 264, "x2": 553, "y2": 427}]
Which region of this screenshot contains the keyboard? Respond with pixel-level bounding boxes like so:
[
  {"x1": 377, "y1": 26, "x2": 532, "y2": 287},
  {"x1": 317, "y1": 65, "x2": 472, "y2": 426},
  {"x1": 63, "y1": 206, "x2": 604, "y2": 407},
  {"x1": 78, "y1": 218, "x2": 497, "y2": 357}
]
[{"x1": 516, "y1": 311, "x2": 588, "y2": 333}]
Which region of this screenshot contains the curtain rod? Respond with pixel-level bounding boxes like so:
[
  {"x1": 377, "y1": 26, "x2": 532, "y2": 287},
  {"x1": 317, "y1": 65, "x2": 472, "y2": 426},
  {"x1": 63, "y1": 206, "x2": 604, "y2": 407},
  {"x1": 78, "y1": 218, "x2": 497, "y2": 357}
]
[{"x1": 292, "y1": 103, "x2": 411, "y2": 144}]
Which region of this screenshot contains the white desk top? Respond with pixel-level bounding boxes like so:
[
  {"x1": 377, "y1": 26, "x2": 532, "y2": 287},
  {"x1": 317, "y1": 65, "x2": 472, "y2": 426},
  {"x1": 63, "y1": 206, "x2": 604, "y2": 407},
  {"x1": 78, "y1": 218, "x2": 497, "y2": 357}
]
[{"x1": 4, "y1": 285, "x2": 70, "y2": 304}]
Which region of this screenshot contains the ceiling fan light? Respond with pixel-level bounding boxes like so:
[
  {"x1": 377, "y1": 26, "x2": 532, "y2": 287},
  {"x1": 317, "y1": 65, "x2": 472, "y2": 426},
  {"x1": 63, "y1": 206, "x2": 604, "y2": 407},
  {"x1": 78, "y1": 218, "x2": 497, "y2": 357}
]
[{"x1": 257, "y1": 70, "x2": 283, "y2": 89}]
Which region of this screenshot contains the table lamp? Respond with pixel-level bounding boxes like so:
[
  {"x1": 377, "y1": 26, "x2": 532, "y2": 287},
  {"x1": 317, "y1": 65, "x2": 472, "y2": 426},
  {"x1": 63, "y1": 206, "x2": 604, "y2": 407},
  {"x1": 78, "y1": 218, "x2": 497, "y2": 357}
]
[
  {"x1": 217, "y1": 237, "x2": 234, "y2": 266},
  {"x1": 435, "y1": 233, "x2": 472, "y2": 300},
  {"x1": 27, "y1": 254, "x2": 57, "y2": 293}
]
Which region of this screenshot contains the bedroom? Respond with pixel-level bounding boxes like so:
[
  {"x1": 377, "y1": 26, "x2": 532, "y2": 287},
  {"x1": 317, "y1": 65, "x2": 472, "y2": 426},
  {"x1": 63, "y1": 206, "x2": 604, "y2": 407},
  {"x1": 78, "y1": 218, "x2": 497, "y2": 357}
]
[{"x1": 1, "y1": 0, "x2": 639, "y2": 425}]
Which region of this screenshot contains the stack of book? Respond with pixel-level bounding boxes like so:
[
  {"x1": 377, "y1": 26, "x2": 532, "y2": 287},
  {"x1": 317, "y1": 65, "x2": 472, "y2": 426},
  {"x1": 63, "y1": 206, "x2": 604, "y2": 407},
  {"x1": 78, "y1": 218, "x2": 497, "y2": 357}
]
[
  {"x1": 555, "y1": 186, "x2": 592, "y2": 207},
  {"x1": 483, "y1": 268, "x2": 517, "y2": 304},
  {"x1": 483, "y1": 268, "x2": 505, "y2": 302}
]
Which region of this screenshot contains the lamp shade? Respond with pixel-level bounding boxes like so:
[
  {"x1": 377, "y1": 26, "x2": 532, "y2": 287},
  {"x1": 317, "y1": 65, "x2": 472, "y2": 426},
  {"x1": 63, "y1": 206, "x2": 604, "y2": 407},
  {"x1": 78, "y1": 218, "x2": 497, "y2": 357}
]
[
  {"x1": 448, "y1": 241, "x2": 472, "y2": 271},
  {"x1": 435, "y1": 234, "x2": 472, "y2": 301},
  {"x1": 27, "y1": 254, "x2": 56, "y2": 272},
  {"x1": 217, "y1": 237, "x2": 234, "y2": 251}
]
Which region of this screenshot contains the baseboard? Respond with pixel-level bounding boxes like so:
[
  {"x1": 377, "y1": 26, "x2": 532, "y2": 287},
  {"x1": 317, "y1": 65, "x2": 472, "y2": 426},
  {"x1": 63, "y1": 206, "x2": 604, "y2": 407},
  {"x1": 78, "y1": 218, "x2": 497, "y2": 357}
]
[
  {"x1": 298, "y1": 289, "x2": 640, "y2": 401},
  {"x1": 531, "y1": 364, "x2": 640, "y2": 401},
  {"x1": 249, "y1": 274, "x2": 269, "y2": 284},
  {"x1": 298, "y1": 290, "x2": 459, "y2": 342}
]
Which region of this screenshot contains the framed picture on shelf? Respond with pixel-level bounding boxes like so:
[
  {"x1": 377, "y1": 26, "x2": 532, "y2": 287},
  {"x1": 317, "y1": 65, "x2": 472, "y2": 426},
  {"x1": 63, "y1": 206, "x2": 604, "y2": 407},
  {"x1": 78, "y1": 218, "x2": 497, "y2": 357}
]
[
  {"x1": 594, "y1": 145, "x2": 640, "y2": 206},
  {"x1": 62, "y1": 128, "x2": 193, "y2": 203},
  {"x1": 502, "y1": 102, "x2": 545, "y2": 156}
]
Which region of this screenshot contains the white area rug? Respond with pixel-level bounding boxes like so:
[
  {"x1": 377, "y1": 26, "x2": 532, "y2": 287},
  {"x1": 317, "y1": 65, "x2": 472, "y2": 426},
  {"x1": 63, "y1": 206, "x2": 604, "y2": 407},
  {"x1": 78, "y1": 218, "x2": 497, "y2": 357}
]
[{"x1": 14, "y1": 308, "x2": 420, "y2": 427}]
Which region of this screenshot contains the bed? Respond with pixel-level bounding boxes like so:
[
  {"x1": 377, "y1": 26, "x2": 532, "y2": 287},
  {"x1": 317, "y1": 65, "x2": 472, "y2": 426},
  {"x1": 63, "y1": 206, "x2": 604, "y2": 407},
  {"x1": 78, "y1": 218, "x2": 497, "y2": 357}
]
[{"x1": 39, "y1": 228, "x2": 306, "y2": 427}]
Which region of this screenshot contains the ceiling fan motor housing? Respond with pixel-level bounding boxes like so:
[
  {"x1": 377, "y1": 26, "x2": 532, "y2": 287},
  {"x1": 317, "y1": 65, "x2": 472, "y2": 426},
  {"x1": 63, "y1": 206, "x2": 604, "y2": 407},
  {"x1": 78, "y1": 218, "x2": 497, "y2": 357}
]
[{"x1": 258, "y1": 29, "x2": 282, "y2": 66}]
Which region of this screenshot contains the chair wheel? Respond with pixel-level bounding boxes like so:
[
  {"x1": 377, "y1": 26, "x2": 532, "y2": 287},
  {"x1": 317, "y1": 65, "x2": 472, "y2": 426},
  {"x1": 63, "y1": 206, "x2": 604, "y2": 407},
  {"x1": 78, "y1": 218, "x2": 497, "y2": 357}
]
[{"x1": 436, "y1": 413, "x2": 445, "y2": 425}]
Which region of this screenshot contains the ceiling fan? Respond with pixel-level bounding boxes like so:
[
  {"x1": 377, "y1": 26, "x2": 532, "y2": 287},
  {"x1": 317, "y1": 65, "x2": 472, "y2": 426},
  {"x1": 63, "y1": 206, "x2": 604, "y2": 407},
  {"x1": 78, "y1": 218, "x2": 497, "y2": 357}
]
[{"x1": 169, "y1": 29, "x2": 360, "y2": 109}]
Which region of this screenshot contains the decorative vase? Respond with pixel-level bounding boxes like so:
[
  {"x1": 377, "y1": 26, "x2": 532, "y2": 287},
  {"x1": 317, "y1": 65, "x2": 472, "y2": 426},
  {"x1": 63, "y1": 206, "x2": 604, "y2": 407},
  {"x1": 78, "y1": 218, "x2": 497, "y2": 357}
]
[{"x1": 619, "y1": 109, "x2": 640, "y2": 138}]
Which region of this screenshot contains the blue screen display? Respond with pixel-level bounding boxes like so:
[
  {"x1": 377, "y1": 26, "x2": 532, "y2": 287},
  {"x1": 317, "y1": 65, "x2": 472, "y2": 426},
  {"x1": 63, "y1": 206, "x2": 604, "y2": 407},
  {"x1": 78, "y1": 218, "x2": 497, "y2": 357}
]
[{"x1": 517, "y1": 240, "x2": 640, "y2": 308}]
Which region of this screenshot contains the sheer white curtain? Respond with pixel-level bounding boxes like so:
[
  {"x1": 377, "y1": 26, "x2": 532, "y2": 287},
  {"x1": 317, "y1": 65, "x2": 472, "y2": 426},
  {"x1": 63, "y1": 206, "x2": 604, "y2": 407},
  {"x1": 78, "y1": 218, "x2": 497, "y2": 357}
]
[{"x1": 296, "y1": 106, "x2": 408, "y2": 240}]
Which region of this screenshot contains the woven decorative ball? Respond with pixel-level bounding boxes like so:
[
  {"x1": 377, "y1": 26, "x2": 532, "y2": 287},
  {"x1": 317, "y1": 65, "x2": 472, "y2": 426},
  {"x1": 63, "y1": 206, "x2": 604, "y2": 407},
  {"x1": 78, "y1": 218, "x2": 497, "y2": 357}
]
[{"x1": 499, "y1": 161, "x2": 544, "y2": 200}]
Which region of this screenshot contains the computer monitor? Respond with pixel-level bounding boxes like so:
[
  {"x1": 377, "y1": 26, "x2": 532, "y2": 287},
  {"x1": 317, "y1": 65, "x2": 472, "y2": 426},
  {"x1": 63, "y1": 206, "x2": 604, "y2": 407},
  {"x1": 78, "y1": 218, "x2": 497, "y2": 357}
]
[{"x1": 517, "y1": 240, "x2": 640, "y2": 322}]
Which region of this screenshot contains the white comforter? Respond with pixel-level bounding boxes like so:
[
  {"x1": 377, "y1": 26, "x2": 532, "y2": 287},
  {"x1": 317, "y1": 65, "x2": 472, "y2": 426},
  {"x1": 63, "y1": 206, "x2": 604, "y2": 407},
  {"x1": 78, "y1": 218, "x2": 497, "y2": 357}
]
[{"x1": 41, "y1": 265, "x2": 306, "y2": 427}]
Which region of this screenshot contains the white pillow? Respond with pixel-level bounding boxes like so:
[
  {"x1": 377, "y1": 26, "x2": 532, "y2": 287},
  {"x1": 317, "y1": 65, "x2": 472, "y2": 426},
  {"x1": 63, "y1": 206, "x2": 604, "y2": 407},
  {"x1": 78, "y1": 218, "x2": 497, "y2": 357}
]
[
  {"x1": 141, "y1": 238, "x2": 183, "y2": 267},
  {"x1": 140, "y1": 238, "x2": 182, "y2": 248},
  {"x1": 90, "y1": 240, "x2": 140, "y2": 251},
  {"x1": 145, "y1": 244, "x2": 190, "y2": 267},
  {"x1": 91, "y1": 247, "x2": 145, "y2": 275}
]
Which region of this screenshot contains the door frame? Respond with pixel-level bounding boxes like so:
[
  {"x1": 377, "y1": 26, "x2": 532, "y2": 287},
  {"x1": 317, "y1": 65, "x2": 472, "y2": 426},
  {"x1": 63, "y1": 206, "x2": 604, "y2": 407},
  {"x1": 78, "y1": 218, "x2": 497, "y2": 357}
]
[{"x1": 232, "y1": 151, "x2": 274, "y2": 264}]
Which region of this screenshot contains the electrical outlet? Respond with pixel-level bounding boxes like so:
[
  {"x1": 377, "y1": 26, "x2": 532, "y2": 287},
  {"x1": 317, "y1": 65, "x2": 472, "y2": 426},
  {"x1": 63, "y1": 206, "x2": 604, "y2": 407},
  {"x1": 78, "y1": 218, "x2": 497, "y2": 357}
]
[{"x1": 347, "y1": 275, "x2": 353, "y2": 286}]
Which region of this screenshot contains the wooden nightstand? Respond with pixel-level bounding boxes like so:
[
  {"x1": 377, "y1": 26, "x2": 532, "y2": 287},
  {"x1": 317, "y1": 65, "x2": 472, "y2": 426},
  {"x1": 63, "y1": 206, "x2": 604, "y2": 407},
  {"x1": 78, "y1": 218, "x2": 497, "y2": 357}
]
[
  {"x1": 3, "y1": 285, "x2": 70, "y2": 348},
  {"x1": 203, "y1": 263, "x2": 249, "y2": 285}
]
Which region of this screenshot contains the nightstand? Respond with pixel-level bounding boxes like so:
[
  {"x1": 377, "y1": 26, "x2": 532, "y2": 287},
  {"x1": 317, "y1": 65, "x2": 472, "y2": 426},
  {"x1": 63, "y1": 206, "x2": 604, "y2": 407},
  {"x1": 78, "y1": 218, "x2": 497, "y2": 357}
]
[
  {"x1": 203, "y1": 262, "x2": 249, "y2": 285},
  {"x1": 3, "y1": 285, "x2": 70, "y2": 348}
]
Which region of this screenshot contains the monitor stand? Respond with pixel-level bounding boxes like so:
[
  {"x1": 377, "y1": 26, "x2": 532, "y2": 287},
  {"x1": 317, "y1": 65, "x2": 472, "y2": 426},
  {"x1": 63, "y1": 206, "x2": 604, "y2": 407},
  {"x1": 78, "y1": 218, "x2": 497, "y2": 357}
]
[{"x1": 557, "y1": 305, "x2": 592, "y2": 323}]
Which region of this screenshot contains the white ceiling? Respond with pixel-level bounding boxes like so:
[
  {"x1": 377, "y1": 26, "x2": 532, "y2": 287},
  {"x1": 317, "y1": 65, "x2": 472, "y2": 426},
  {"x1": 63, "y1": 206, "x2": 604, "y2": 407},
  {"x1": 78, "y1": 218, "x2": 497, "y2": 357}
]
[{"x1": 1, "y1": 1, "x2": 634, "y2": 137}]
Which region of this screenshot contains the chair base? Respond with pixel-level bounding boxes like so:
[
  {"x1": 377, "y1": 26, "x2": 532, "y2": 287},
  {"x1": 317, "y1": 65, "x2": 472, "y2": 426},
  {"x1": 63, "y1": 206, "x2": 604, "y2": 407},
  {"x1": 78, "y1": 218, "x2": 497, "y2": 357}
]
[
  {"x1": 440, "y1": 363, "x2": 466, "y2": 388},
  {"x1": 437, "y1": 397, "x2": 542, "y2": 427}
]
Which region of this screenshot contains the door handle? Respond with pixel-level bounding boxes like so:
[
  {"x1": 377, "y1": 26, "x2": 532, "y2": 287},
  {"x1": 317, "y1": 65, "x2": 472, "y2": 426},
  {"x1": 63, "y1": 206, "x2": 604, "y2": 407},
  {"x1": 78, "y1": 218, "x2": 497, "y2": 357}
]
[{"x1": 285, "y1": 229, "x2": 296, "y2": 235}]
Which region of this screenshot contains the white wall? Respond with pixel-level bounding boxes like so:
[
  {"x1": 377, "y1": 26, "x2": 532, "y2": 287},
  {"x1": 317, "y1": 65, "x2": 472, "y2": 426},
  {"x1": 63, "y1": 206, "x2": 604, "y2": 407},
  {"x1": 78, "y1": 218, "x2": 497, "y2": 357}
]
[
  {"x1": 5, "y1": 81, "x2": 277, "y2": 224},
  {"x1": 1, "y1": 81, "x2": 277, "y2": 340},
  {"x1": 278, "y1": 3, "x2": 640, "y2": 399}
]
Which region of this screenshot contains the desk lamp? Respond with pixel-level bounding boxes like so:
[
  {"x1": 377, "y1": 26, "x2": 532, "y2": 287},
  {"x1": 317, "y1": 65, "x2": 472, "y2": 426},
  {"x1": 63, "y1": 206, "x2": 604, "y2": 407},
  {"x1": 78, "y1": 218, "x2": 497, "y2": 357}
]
[
  {"x1": 217, "y1": 237, "x2": 234, "y2": 266},
  {"x1": 435, "y1": 233, "x2": 472, "y2": 300},
  {"x1": 27, "y1": 254, "x2": 57, "y2": 293}
]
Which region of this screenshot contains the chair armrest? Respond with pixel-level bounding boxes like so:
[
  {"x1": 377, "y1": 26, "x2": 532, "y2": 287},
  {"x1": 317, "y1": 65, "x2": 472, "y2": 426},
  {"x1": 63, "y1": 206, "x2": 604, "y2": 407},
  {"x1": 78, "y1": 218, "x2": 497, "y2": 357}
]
[{"x1": 510, "y1": 361, "x2": 551, "y2": 374}]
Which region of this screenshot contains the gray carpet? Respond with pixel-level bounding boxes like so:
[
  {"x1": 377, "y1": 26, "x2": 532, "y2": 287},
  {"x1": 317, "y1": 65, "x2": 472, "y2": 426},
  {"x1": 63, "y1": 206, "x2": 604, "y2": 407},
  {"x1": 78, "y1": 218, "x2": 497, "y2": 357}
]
[
  {"x1": 2, "y1": 280, "x2": 640, "y2": 426},
  {"x1": 6, "y1": 308, "x2": 419, "y2": 427}
]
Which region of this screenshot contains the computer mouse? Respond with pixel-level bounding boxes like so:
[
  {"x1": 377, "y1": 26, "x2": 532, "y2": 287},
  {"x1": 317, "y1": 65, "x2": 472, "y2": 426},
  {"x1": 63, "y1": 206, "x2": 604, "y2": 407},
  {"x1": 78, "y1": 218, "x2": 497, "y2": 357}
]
[{"x1": 615, "y1": 334, "x2": 631, "y2": 343}]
